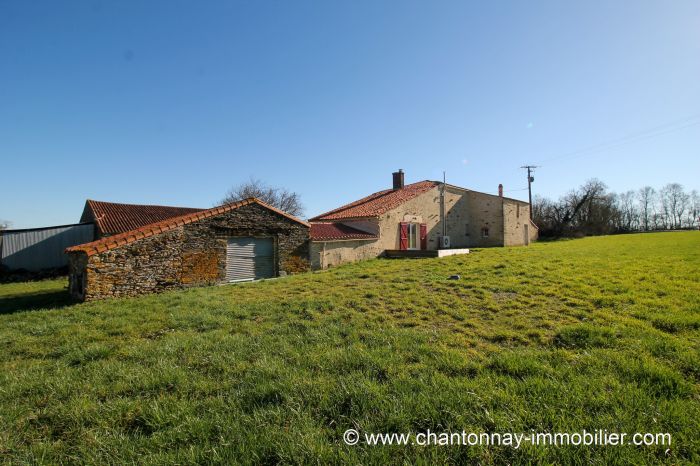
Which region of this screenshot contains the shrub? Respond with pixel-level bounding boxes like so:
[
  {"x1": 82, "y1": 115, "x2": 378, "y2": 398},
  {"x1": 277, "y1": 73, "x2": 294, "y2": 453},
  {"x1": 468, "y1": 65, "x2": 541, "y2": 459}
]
[{"x1": 282, "y1": 255, "x2": 310, "y2": 274}]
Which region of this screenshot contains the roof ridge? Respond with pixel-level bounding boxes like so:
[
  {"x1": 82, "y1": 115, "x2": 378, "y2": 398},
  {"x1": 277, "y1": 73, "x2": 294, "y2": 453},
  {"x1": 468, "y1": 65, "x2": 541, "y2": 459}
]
[
  {"x1": 309, "y1": 189, "x2": 393, "y2": 221},
  {"x1": 439, "y1": 183, "x2": 529, "y2": 204},
  {"x1": 68, "y1": 198, "x2": 309, "y2": 256},
  {"x1": 87, "y1": 199, "x2": 206, "y2": 211},
  {"x1": 84, "y1": 199, "x2": 209, "y2": 236}
]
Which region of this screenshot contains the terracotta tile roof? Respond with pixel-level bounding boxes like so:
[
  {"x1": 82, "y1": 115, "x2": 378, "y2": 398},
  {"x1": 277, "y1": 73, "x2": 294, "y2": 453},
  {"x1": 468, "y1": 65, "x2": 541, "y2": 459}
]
[
  {"x1": 81, "y1": 200, "x2": 205, "y2": 236},
  {"x1": 67, "y1": 198, "x2": 309, "y2": 256},
  {"x1": 310, "y1": 223, "x2": 378, "y2": 241},
  {"x1": 310, "y1": 180, "x2": 438, "y2": 221}
]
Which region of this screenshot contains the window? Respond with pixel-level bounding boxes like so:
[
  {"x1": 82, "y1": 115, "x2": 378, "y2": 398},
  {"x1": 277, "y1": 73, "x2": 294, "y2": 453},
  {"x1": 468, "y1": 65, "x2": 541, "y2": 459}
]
[
  {"x1": 481, "y1": 227, "x2": 489, "y2": 238},
  {"x1": 407, "y1": 223, "x2": 418, "y2": 249},
  {"x1": 517, "y1": 204, "x2": 520, "y2": 218},
  {"x1": 465, "y1": 223, "x2": 470, "y2": 236},
  {"x1": 400, "y1": 222, "x2": 425, "y2": 250}
]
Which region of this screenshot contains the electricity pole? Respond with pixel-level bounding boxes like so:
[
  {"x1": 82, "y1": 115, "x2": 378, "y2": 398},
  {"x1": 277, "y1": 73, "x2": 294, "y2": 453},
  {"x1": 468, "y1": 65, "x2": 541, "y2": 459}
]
[
  {"x1": 440, "y1": 171, "x2": 446, "y2": 238},
  {"x1": 520, "y1": 165, "x2": 539, "y2": 220}
]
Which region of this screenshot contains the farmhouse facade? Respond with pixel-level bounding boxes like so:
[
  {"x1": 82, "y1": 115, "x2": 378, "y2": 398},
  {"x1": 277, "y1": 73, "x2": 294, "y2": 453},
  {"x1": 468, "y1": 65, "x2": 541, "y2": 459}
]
[
  {"x1": 309, "y1": 170, "x2": 537, "y2": 269},
  {"x1": 66, "y1": 198, "x2": 309, "y2": 301}
]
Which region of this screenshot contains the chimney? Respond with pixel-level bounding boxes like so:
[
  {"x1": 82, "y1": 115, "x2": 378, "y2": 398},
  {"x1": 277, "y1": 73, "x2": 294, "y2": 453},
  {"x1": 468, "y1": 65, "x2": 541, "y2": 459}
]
[
  {"x1": 498, "y1": 184, "x2": 503, "y2": 197},
  {"x1": 392, "y1": 169, "x2": 405, "y2": 190}
]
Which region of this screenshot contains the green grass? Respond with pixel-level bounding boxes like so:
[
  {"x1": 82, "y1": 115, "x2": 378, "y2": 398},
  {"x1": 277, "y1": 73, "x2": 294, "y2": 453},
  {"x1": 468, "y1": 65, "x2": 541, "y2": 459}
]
[{"x1": 1, "y1": 232, "x2": 699, "y2": 464}]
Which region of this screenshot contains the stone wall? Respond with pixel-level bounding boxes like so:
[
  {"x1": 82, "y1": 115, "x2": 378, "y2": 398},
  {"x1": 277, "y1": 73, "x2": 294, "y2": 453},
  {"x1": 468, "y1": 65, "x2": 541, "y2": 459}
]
[
  {"x1": 310, "y1": 238, "x2": 382, "y2": 270},
  {"x1": 462, "y1": 191, "x2": 506, "y2": 247},
  {"x1": 529, "y1": 220, "x2": 539, "y2": 243},
  {"x1": 397, "y1": 186, "x2": 512, "y2": 249},
  {"x1": 68, "y1": 203, "x2": 309, "y2": 300},
  {"x1": 503, "y1": 199, "x2": 532, "y2": 246},
  {"x1": 382, "y1": 186, "x2": 445, "y2": 251}
]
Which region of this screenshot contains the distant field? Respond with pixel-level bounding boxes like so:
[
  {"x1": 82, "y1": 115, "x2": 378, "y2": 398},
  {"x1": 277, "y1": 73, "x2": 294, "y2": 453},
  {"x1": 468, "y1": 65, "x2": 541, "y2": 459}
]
[{"x1": 1, "y1": 232, "x2": 698, "y2": 464}]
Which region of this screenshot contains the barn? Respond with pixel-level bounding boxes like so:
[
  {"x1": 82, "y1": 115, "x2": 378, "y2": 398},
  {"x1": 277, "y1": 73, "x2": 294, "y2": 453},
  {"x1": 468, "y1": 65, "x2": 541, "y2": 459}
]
[
  {"x1": 65, "y1": 198, "x2": 309, "y2": 301},
  {"x1": 0, "y1": 199, "x2": 206, "y2": 273},
  {"x1": 0, "y1": 223, "x2": 94, "y2": 272}
]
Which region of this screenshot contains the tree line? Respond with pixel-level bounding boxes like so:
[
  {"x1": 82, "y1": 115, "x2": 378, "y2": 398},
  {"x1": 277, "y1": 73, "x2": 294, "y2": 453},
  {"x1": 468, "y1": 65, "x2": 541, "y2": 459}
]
[{"x1": 533, "y1": 180, "x2": 700, "y2": 237}]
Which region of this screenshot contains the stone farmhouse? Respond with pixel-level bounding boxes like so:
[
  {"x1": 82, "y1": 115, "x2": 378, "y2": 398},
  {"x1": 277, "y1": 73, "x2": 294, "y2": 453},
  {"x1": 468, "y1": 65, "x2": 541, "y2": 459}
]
[
  {"x1": 60, "y1": 171, "x2": 536, "y2": 300},
  {"x1": 66, "y1": 199, "x2": 309, "y2": 301},
  {"x1": 309, "y1": 170, "x2": 538, "y2": 269}
]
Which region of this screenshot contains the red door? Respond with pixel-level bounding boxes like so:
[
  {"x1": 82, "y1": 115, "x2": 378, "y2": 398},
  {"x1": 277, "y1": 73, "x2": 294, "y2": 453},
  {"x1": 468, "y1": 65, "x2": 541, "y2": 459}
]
[{"x1": 399, "y1": 222, "x2": 408, "y2": 250}]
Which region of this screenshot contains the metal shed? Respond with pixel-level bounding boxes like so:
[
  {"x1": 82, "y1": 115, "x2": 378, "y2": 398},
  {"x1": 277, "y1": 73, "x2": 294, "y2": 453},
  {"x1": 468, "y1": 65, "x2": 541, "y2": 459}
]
[{"x1": 0, "y1": 223, "x2": 95, "y2": 271}]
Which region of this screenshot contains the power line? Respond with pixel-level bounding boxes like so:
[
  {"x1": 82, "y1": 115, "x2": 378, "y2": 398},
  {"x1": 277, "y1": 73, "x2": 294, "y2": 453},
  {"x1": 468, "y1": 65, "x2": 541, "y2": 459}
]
[{"x1": 536, "y1": 114, "x2": 700, "y2": 165}]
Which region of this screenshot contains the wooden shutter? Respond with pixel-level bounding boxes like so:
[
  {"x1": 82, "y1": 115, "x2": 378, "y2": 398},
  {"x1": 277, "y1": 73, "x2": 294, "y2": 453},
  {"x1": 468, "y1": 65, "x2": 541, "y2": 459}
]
[
  {"x1": 399, "y1": 222, "x2": 408, "y2": 250},
  {"x1": 420, "y1": 223, "x2": 427, "y2": 250}
]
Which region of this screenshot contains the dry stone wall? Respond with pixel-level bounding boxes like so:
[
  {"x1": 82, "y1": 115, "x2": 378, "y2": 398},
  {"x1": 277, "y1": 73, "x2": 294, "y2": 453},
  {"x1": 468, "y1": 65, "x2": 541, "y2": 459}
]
[{"x1": 68, "y1": 203, "x2": 308, "y2": 300}]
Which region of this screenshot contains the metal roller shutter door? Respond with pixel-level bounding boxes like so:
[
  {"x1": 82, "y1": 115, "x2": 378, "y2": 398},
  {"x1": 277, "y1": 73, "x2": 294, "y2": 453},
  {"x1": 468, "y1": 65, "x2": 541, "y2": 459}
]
[{"x1": 226, "y1": 237, "x2": 275, "y2": 282}]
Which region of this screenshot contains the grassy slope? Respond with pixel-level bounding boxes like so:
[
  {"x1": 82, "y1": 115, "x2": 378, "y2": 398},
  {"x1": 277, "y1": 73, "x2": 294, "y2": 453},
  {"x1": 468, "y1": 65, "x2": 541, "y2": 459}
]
[{"x1": 0, "y1": 233, "x2": 698, "y2": 464}]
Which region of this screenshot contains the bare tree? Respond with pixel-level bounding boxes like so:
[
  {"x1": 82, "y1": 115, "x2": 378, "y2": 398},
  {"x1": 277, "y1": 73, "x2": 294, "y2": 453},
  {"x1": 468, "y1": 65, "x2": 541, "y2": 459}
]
[
  {"x1": 533, "y1": 179, "x2": 613, "y2": 237},
  {"x1": 568, "y1": 179, "x2": 618, "y2": 235},
  {"x1": 616, "y1": 190, "x2": 638, "y2": 232},
  {"x1": 658, "y1": 186, "x2": 672, "y2": 229},
  {"x1": 531, "y1": 180, "x2": 700, "y2": 236},
  {"x1": 221, "y1": 178, "x2": 304, "y2": 217},
  {"x1": 532, "y1": 195, "x2": 562, "y2": 234},
  {"x1": 687, "y1": 190, "x2": 699, "y2": 229},
  {"x1": 637, "y1": 186, "x2": 655, "y2": 231},
  {"x1": 660, "y1": 183, "x2": 688, "y2": 229}
]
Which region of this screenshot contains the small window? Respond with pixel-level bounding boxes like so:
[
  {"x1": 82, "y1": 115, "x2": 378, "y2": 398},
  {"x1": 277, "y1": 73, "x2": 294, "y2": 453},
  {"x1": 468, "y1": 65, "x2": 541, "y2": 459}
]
[
  {"x1": 517, "y1": 204, "x2": 520, "y2": 218},
  {"x1": 481, "y1": 227, "x2": 490, "y2": 238},
  {"x1": 465, "y1": 223, "x2": 469, "y2": 236}
]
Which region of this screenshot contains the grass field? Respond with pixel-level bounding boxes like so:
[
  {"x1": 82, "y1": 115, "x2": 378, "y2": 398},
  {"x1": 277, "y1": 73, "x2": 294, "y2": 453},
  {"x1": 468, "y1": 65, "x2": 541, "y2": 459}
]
[{"x1": 1, "y1": 232, "x2": 699, "y2": 464}]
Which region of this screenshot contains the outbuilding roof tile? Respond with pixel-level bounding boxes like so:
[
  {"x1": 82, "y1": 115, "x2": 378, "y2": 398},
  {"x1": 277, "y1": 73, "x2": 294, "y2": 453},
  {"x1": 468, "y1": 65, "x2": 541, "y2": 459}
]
[
  {"x1": 82, "y1": 200, "x2": 205, "y2": 236},
  {"x1": 310, "y1": 223, "x2": 378, "y2": 241},
  {"x1": 310, "y1": 180, "x2": 438, "y2": 221},
  {"x1": 68, "y1": 198, "x2": 309, "y2": 256}
]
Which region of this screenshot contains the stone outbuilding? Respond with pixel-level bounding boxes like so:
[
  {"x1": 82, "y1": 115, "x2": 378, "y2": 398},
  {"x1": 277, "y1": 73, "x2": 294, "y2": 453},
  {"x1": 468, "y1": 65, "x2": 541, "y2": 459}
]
[
  {"x1": 66, "y1": 198, "x2": 309, "y2": 301},
  {"x1": 309, "y1": 170, "x2": 538, "y2": 269}
]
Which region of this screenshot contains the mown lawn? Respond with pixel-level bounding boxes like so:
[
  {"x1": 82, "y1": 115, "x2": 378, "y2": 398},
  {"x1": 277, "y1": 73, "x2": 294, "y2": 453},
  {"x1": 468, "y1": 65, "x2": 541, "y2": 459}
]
[{"x1": 1, "y1": 232, "x2": 699, "y2": 464}]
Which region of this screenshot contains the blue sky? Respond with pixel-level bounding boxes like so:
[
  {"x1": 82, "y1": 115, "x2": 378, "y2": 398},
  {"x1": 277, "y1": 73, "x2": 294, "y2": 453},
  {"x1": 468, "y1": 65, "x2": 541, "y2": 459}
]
[{"x1": 1, "y1": 0, "x2": 698, "y2": 228}]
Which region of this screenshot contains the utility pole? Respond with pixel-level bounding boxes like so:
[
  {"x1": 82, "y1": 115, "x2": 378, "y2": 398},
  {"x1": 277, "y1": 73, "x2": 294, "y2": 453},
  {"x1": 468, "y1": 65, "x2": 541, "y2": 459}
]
[
  {"x1": 520, "y1": 165, "x2": 539, "y2": 220},
  {"x1": 440, "y1": 171, "x2": 446, "y2": 238}
]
